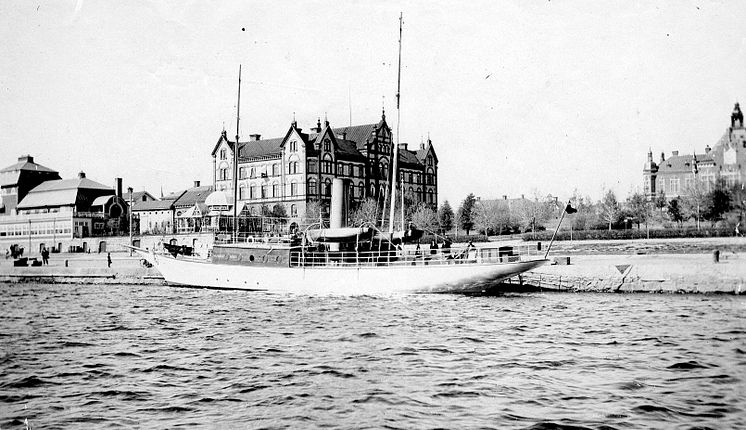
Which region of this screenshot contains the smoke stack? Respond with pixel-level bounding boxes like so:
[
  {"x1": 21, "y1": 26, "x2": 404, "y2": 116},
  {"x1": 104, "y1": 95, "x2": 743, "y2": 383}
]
[
  {"x1": 194, "y1": 180, "x2": 201, "y2": 188},
  {"x1": 115, "y1": 178, "x2": 123, "y2": 198},
  {"x1": 249, "y1": 134, "x2": 261, "y2": 141},
  {"x1": 672, "y1": 150, "x2": 679, "y2": 156}
]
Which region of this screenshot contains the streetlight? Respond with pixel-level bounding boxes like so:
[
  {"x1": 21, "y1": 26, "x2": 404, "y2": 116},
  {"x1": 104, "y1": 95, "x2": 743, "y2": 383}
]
[{"x1": 128, "y1": 186, "x2": 133, "y2": 256}]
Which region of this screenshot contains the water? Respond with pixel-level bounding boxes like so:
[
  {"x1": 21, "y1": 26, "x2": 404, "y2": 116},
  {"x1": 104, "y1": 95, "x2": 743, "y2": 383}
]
[{"x1": 1, "y1": 284, "x2": 744, "y2": 429}]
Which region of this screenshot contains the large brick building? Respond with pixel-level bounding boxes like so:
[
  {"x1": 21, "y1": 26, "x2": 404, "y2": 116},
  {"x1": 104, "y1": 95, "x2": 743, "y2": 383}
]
[
  {"x1": 211, "y1": 111, "x2": 438, "y2": 222},
  {"x1": 644, "y1": 102, "x2": 746, "y2": 200}
]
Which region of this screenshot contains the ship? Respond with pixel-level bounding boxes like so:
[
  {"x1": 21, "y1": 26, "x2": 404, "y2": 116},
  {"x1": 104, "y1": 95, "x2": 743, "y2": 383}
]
[{"x1": 130, "y1": 14, "x2": 555, "y2": 294}]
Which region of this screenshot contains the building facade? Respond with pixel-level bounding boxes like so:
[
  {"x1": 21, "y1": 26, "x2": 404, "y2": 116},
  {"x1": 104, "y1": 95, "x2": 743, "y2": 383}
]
[
  {"x1": 211, "y1": 112, "x2": 438, "y2": 223},
  {"x1": 644, "y1": 102, "x2": 746, "y2": 200}
]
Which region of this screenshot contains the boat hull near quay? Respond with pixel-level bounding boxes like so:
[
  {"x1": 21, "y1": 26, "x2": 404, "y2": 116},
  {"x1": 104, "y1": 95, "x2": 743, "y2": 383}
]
[{"x1": 134, "y1": 247, "x2": 548, "y2": 295}]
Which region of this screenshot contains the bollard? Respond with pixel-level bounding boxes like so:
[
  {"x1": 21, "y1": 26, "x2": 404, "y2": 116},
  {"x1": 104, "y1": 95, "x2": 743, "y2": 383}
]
[
  {"x1": 537, "y1": 241, "x2": 542, "y2": 251},
  {"x1": 712, "y1": 249, "x2": 720, "y2": 263},
  {"x1": 65, "y1": 259, "x2": 68, "y2": 267}
]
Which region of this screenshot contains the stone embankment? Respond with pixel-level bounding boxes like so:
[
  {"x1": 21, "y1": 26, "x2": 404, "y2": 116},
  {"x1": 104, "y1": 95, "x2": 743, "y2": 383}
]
[
  {"x1": 0, "y1": 251, "x2": 165, "y2": 285},
  {"x1": 515, "y1": 237, "x2": 746, "y2": 294}
]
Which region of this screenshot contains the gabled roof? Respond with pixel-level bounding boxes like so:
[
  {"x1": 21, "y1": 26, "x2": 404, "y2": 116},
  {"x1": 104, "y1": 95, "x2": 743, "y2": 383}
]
[
  {"x1": 133, "y1": 199, "x2": 175, "y2": 212},
  {"x1": 91, "y1": 195, "x2": 117, "y2": 207},
  {"x1": 416, "y1": 140, "x2": 438, "y2": 164},
  {"x1": 335, "y1": 139, "x2": 367, "y2": 162},
  {"x1": 329, "y1": 123, "x2": 380, "y2": 151},
  {"x1": 238, "y1": 137, "x2": 284, "y2": 161},
  {"x1": 657, "y1": 153, "x2": 715, "y2": 173},
  {"x1": 173, "y1": 185, "x2": 214, "y2": 208},
  {"x1": 122, "y1": 191, "x2": 156, "y2": 203},
  {"x1": 399, "y1": 149, "x2": 423, "y2": 169}
]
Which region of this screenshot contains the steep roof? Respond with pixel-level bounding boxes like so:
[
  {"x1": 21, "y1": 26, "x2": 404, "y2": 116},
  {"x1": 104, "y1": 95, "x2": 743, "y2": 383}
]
[
  {"x1": 334, "y1": 139, "x2": 367, "y2": 162},
  {"x1": 173, "y1": 185, "x2": 214, "y2": 208},
  {"x1": 238, "y1": 137, "x2": 284, "y2": 161},
  {"x1": 399, "y1": 149, "x2": 423, "y2": 169},
  {"x1": 329, "y1": 123, "x2": 379, "y2": 151},
  {"x1": 0, "y1": 156, "x2": 59, "y2": 188},
  {"x1": 657, "y1": 153, "x2": 715, "y2": 173},
  {"x1": 122, "y1": 191, "x2": 156, "y2": 203}
]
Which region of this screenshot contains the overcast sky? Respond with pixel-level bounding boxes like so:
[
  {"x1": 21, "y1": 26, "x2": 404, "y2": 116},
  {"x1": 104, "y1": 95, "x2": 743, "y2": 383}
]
[{"x1": 2, "y1": 1, "x2": 746, "y2": 205}]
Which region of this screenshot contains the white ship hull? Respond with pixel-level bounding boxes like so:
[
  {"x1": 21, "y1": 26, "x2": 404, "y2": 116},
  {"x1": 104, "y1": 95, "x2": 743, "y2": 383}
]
[{"x1": 135, "y1": 248, "x2": 548, "y2": 295}]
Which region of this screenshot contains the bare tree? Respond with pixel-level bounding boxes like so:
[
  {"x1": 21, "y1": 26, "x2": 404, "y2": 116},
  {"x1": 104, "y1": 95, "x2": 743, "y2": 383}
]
[
  {"x1": 598, "y1": 189, "x2": 619, "y2": 231},
  {"x1": 350, "y1": 198, "x2": 379, "y2": 227},
  {"x1": 409, "y1": 203, "x2": 438, "y2": 232},
  {"x1": 474, "y1": 199, "x2": 511, "y2": 238}
]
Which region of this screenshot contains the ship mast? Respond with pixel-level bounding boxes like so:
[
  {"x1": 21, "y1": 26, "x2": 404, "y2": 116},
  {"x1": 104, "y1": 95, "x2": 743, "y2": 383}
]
[
  {"x1": 388, "y1": 12, "x2": 403, "y2": 234},
  {"x1": 233, "y1": 65, "x2": 242, "y2": 242}
]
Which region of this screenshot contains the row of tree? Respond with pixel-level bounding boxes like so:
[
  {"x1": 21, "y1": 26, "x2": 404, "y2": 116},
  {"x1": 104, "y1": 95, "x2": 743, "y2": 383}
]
[{"x1": 299, "y1": 178, "x2": 744, "y2": 237}]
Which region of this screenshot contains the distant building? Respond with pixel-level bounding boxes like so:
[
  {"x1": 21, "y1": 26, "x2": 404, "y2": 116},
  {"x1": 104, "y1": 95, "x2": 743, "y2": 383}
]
[
  {"x1": 211, "y1": 112, "x2": 438, "y2": 224},
  {"x1": 0, "y1": 154, "x2": 130, "y2": 248},
  {"x1": 644, "y1": 102, "x2": 746, "y2": 200},
  {"x1": 0, "y1": 155, "x2": 61, "y2": 215}
]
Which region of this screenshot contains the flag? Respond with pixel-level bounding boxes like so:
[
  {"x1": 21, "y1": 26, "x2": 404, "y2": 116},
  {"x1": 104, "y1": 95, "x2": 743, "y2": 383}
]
[{"x1": 565, "y1": 201, "x2": 577, "y2": 214}]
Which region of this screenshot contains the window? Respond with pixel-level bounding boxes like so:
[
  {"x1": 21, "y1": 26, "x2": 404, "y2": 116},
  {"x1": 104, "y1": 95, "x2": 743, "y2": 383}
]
[
  {"x1": 408, "y1": 172, "x2": 413, "y2": 183},
  {"x1": 250, "y1": 167, "x2": 256, "y2": 178},
  {"x1": 290, "y1": 204, "x2": 297, "y2": 217},
  {"x1": 219, "y1": 168, "x2": 229, "y2": 181},
  {"x1": 239, "y1": 167, "x2": 246, "y2": 179},
  {"x1": 324, "y1": 138, "x2": 331, "y2": 152},
  {"x1": 308, "y1": 179, "x2": 317, "y2": 195},
  {"x1": 220, "y1": 148, "x2": 227, "y2": 160},
  {"x1": 272, "y1": 183, "x2": 279, "y2": 198},
  {"x1": 669, "y1": 178, "x2": 680, "y2": 194},
  {"x1": 261, "y1": 185, "x2": 268, "y2": 199},
  {"x1": 290, "y1": 181, "x2": 298, "y2": 196},
  {"x1": 290, "y1": 140, "x2": 297, "y2": 152},
  {"x1": 250, "y1": 185, "x2": 256, "y2": 199},
  {"x1": 427, "y1": 156, "x2": 433, "y2": 166},
  {"x1": 308, "y1": 160, "x2": 318, "y2": 173},
  {"x1": 359, "y1": 182, "x2": 365, "y2": 198},
  {"x1": 272, "y1": 164, "x2": 279, "y2": 176},
  {"x1": 239, "y1": 186, "x2": 247, "y2": 200},
  {"x1": 324, "y1": 179, "x2": 332, "y2": 197}
]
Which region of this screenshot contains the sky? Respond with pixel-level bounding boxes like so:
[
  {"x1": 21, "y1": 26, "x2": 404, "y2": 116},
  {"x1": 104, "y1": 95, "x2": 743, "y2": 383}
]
[{"x1": 2, "y1": 0, "x2": 746, "y2": 205}]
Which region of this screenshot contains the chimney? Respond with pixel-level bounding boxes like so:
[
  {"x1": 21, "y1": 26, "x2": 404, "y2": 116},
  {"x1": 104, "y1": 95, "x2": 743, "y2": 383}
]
[
  {"x1": 398, "y1": 143, "x2": 408, "y2": 151},
  {"x1": 115, "y1": 178, "x2": 123, "y2": 198},
  {"x1": 672, "y1": 150, "x2": 679, "y2": 156},
  {"x1": 18, "y1": 155, "x2": 34, "y2": 163},
  {"x1": 249, "y1": 134, "x2": 261, "y2": 141},
  {"x1": 660, "y1": 152, "x2": 665, "y2": 163},
  {"x1": 194, "y1": 180, "x2": 201, "y2": 188},
  {"x1": 521, "y1": 194, "x2": 525, "y2": 199},
  {"x1": 705, "y1": 145, "x2": 711, "y2": 154},
  {"x1": 78, "y1": 171, "x2": 86, "y2": 179},
  {"x1": 503, "y1": 195, "x2": 508, "y2": 200},
  {"x1": 312, "y1": 118, "x2": 322, "y2": 133}
]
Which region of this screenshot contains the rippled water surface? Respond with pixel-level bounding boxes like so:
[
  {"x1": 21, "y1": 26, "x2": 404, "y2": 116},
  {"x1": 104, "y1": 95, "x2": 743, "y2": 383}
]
[{"x1": 1, "y1": 284, "x2": 744, "y2": 429}]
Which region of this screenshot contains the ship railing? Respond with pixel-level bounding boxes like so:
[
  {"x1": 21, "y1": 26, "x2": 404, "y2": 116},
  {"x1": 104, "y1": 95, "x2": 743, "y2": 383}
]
[{"x1": 288, "y1": 243, "x2": 543, "y2": 268}]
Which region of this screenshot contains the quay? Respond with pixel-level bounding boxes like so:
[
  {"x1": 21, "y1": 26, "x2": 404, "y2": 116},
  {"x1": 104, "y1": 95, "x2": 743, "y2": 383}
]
[{"x1": 1, "y1": 237, "x2": 744, "y2": 294}]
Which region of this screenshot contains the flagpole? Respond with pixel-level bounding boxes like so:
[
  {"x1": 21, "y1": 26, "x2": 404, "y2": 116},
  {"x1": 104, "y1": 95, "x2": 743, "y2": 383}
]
[{"x1": 544, "y1": 201, "x2": 575, "y2": 259}]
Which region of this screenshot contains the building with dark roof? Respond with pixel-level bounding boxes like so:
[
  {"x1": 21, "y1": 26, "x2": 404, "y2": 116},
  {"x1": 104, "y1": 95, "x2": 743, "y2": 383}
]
[
  {"x1": 211, "y1": 111, "x2": 438, "y2": 222},
  {"x1": 0, "y1": 155, "x2": 61, "y2": 215},
  {"x1": 644, "y1": 102, "x2": 746, "y2": 200}
]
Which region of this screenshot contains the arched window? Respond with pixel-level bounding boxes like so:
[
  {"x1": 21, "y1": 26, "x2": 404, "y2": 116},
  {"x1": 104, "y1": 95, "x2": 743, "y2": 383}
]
[
  {"x1": 272, "y1": 164, "x2": 279, "y2": 176},
  {"x1": 359, "y1": 182, "x2": 365, "y2": 199},
  {"x1": 220, "y1": 148, "x2": 227, "y2": 160},
  {"x1": 324, "y1": 179, "x2": 332, "y2": 197},
  {"x1": 324, "y1": 138, "x2": 331, "y2": 152},
  {"x1": 261, "y1": 184, "x2": 268, "y2": 199},
  {"x1": 308, "y1": 179, "x2": 317, "y2": 196},
  {"x1": 239, "y1": 185, "x2": 247, "y2": 200},
  {"x1": 428, "y1": 189, "x2": 435, "y2": 204},
  {"x1": 322, "y1": 154, "x2": 333, "y2": 174},
  {"x1": 290, "y1": 204, "x2": 297, "y2": 217},
  {"x1": 370, "y1": 184, "x2": 376, "y2": 197}
]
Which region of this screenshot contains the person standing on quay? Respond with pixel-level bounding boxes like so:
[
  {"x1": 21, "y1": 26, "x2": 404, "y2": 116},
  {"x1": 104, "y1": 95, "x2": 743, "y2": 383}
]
[
  {"x1": 107, "y1": 252, "x2": 112, "y2": 268},
  {"x1": 41, "y1": 247, "x2": 49, "y2": 265}
]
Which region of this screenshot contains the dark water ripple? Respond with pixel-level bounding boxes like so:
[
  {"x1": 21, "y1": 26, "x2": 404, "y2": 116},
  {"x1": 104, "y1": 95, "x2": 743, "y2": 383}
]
[{"x1": 1, "y1": 284, "x2": 744, "y2": 429}]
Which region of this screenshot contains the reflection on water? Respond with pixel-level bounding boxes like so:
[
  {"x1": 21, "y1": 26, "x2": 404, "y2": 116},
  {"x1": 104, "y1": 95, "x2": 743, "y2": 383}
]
[{"x1": 1, "y1": 284, "x2": 744, "y2": 429}]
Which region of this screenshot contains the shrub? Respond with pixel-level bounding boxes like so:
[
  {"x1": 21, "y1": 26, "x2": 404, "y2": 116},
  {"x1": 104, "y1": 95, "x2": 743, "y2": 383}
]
[{"x1": 522, "y1": 227, "x2": 736, "y2": 241}]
